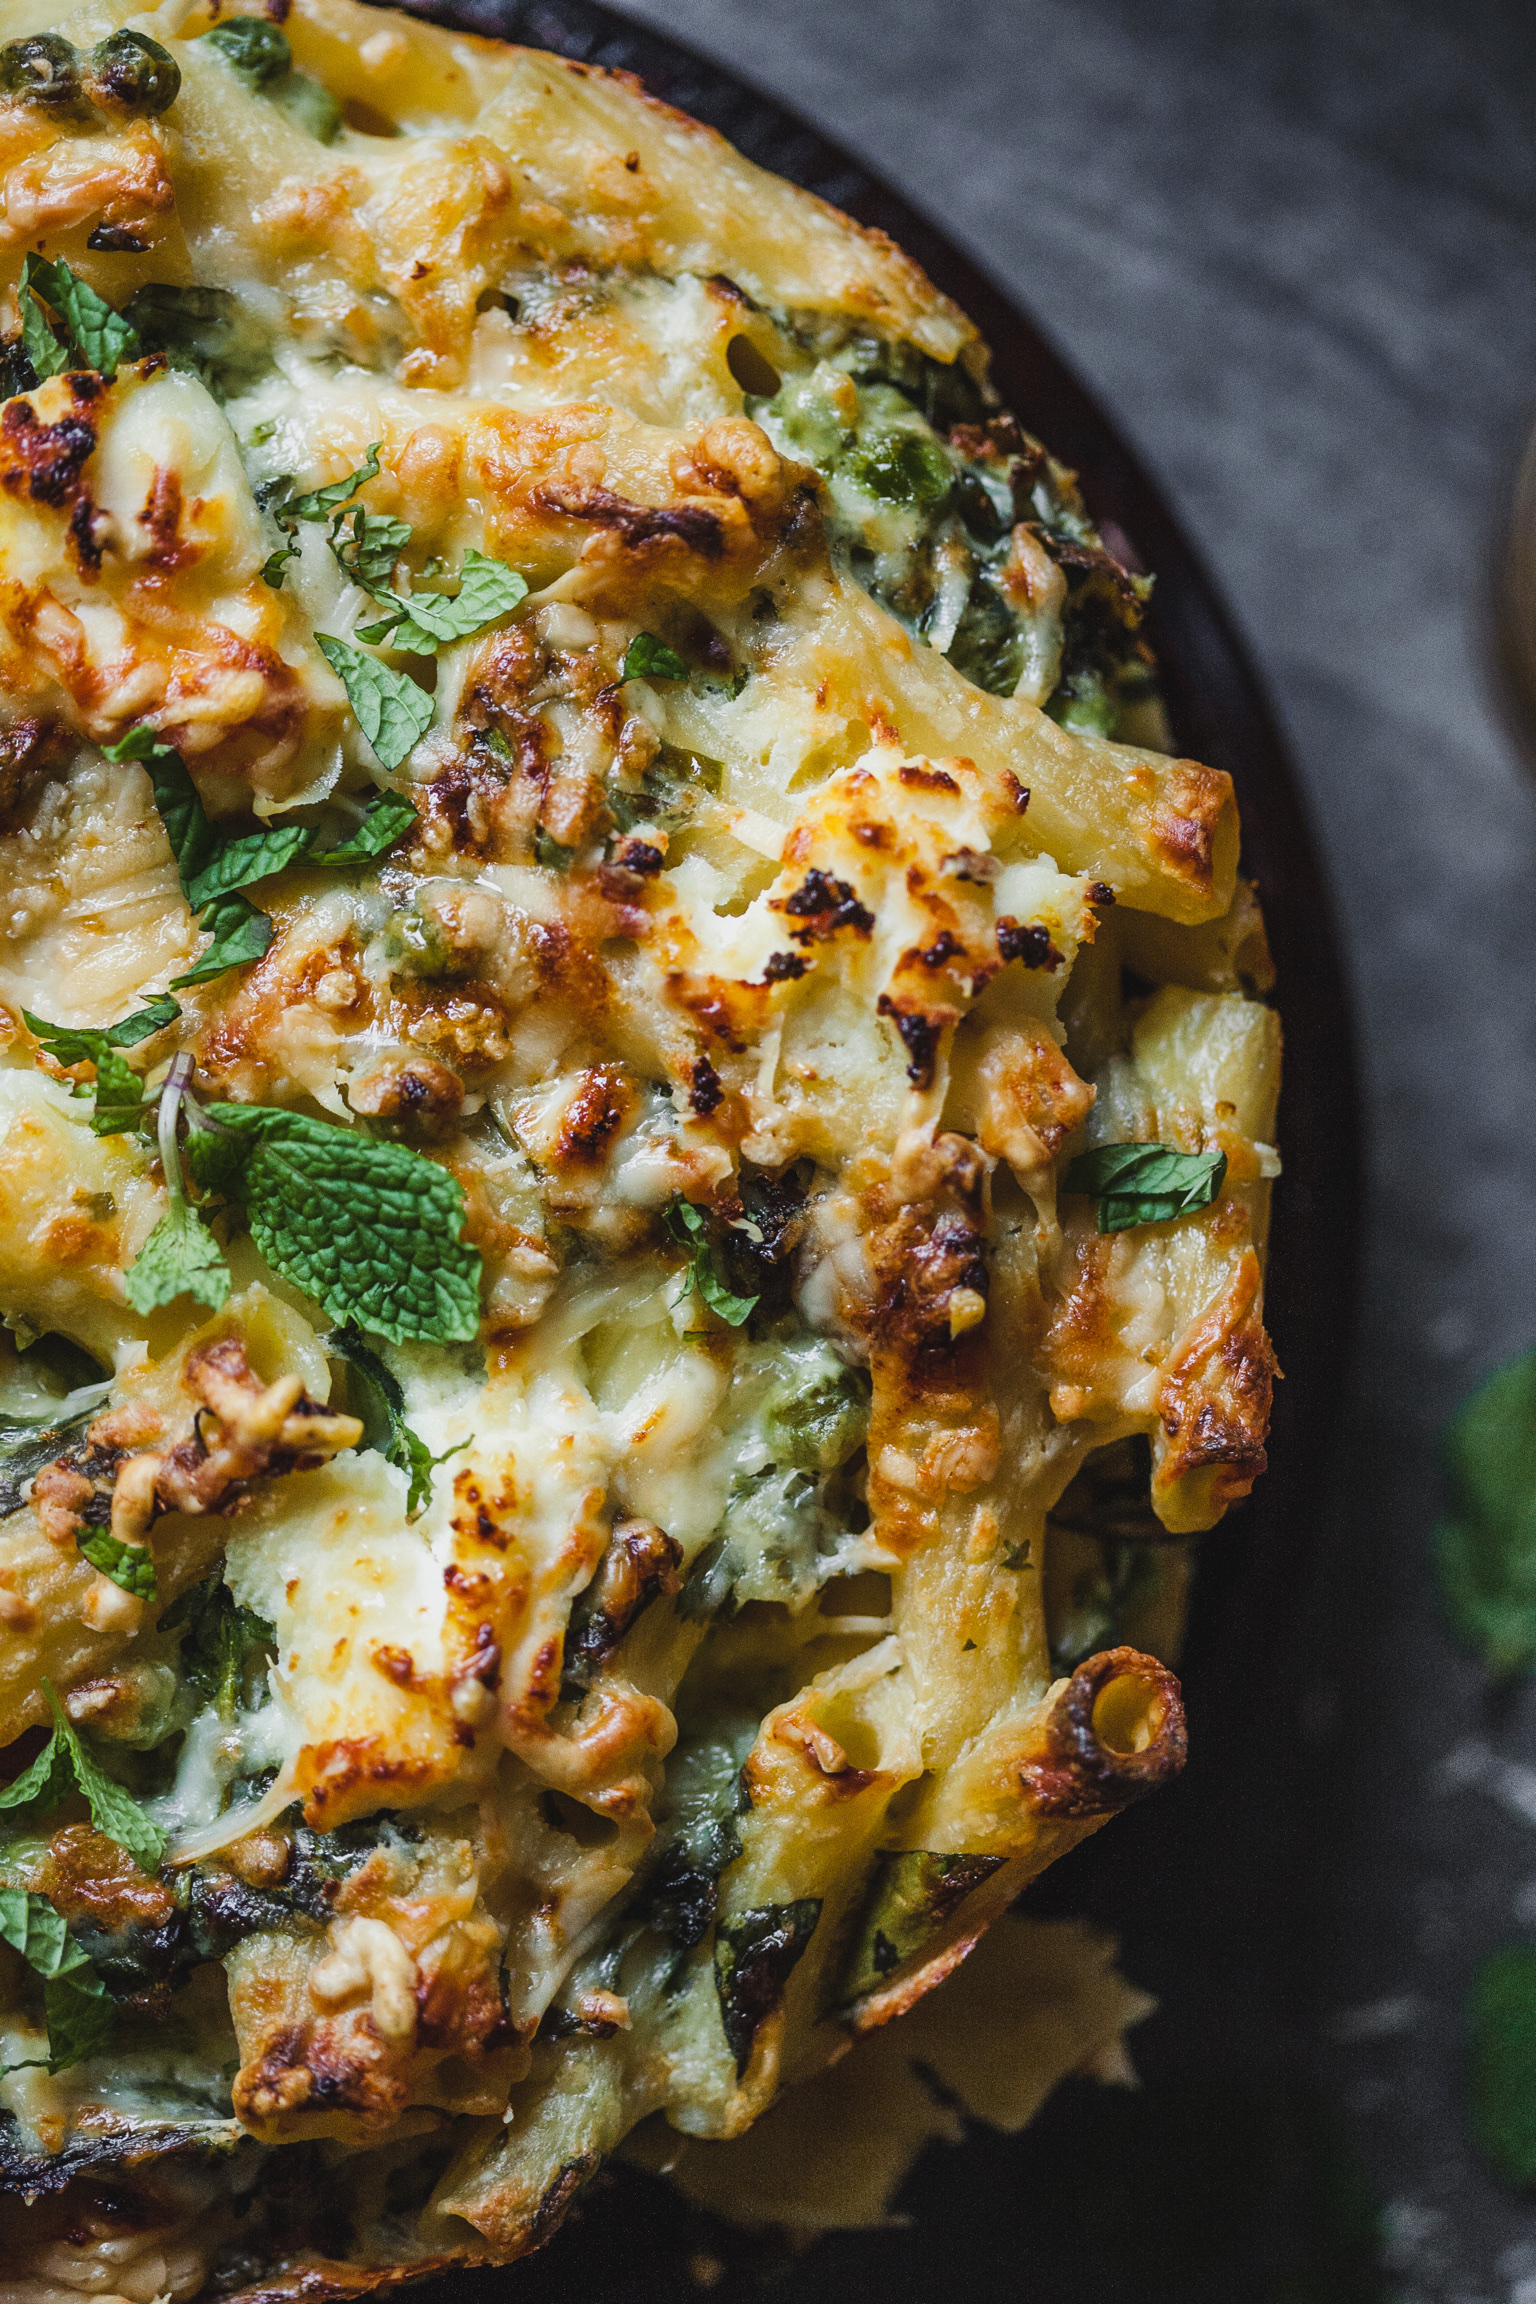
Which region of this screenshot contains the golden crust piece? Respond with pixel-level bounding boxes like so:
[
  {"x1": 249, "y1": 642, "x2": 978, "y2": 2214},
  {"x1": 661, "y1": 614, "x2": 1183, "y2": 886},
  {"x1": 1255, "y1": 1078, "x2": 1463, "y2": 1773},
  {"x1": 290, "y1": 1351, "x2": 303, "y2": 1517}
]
[{"x1": 0, "y1": 1, "x2": 1278, "y2": 2290}]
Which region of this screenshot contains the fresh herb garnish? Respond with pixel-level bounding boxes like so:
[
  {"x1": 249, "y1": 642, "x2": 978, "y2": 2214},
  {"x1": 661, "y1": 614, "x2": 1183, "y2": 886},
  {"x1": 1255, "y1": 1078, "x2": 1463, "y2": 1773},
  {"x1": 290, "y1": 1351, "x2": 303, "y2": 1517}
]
[
  {"x1": 622, "y1": 632, "x2": 689, "y2": 683},
  {"x1": 0, "y1": 1681, "x2": 166, "y2": 1875},
  {"x1": 23, "y1": 996, "x2": 179, "y2": 1137},
  {"x1": 1063, "y1": 1142, "x2": 1228, "y2": 1234},
  {"x1": 105, "y1": 726, "x2": 412, "y2": 980},
  {"x1": 355, "y1": 546, "x2": 528, "y2": 653},
  {"x1": 124, "y1": 1058, "x2": 231, "y2": 1316},
  {"x1": 187, "y1": 1100, "x2": 481, "y2": 1343},
  {"x1": 160, "y1": 1575, "x2": 275, "y2": 1719},
  {"x1": 1435, "y1": 1350, "x2": 1536, "y2": 1679},
  {"x1": 0, "y1": 1890, "x2": 114, "y2": 2073},
  {"x1": 316, "y1": 635, "x2": 435, "y2": 773},
  {"x1": 329, "y1": 1325, "x2": 462, "y2": 1515},
  {"x1": 261, "y1": 443, "x2": 382, "y2": 588},
  {"x1": 18, "y1": 254, "x2": 139, "y2": 380},
  {"x1": 1470, "y1": 1944, "x2": 1536, "y2": 2184},
  {"x1": 533, "y1": 826, "x2": 576, "y2": 872},
  {"x1": 664, "y1": 1199, "x2": 759, "y2": 1328}
]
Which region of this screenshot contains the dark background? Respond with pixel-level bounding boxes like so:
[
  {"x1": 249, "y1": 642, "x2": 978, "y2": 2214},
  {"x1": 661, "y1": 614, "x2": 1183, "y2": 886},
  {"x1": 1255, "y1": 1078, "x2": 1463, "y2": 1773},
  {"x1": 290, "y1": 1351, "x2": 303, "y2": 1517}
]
[{"x1": 420, "y1": 3, "x2": 1536, "y2": 2295}]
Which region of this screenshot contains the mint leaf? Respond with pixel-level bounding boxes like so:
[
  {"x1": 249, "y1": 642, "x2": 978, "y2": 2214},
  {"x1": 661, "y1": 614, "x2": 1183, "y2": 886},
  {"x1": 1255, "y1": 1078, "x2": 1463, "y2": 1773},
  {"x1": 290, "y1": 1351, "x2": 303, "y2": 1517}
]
[
  {"x1": 316, "y1": 635, "x2": 434, "y2": 773},
  {"x1": 665, "y1": 1199, "x2": 758, "y2": 1328},
  {"x1": 42, "y1": 1681, "x2": 165, "y2": 1874},
  {"x1": 19, "y1": 287, "x2": 68, "y2": 381},
  {"x1": 184, "y1": 822, "x2": 312, "y2": 909},
  {"x1": 44, "y1": 1966, "x2": 114, "y2": 2072},
  {"x1": 188, "y1": 1104, "x2": 481, "y2": 1343},
  {"x1": 623, "y1": 632, "x2": 689, "y2": 683},
  {"x1": 24, "y1": 998, "x2": 180, "y2": 1138},
  {"x1": 0, "y1": 1889, "x2": 115, "y2": 2073},
  {"x1": 0, "y1": 1734, "x2": 72, "y2": 1816},
  {"x1": 124, "y1": 1196, "x2": 231, "y2": 1317},
  {"x1": 1063, "y1": 1142, "x2": 1228, "y2": 1234},
  {"x1": 311, "y1": 790, "x2": 416, "y2": 867},
  {"x1": 378, "y1": 549, "x2": 528, "y2": 653},
  {"x1": 534, "y1": 826, "x2": 576, "y2": 872},
  {"x1": 20, "y1": 256, "x2": 138, "y2": 378},
  {"x1": 329, "y1": 1325, "x2": 461, "y2": 1514},
  {"x1": 1435, "y1": 1351, "x2": 1536, "y2": 1679},
  {"x1": 78, "y1": 1529, "x2": 157, "y2": 1601},
  {"x1": 170, "y1": 892, "x2": 273, "y2": 988},
  {"x1": 1471, "y1": 1944, "x2": 1536, "y2": 2184}
]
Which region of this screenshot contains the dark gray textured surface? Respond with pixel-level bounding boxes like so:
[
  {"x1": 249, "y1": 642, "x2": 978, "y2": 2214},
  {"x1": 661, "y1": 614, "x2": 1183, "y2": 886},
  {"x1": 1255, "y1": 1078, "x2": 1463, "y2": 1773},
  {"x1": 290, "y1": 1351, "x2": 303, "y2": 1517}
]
[{"x1": 596, "y1": 2, "x2": 1536, "y2": 2294}]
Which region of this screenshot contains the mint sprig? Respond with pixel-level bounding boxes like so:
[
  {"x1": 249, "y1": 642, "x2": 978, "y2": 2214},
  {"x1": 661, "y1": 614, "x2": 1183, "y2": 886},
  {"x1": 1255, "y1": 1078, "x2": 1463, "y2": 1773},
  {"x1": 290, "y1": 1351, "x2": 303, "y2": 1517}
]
[
  {"x1": 19, "y1": 255, "x2": 139, "y2": 380},
  {"x1": 665, "y1": 1199, "x2": 758, "y2": 1328},
  {"x1": 124, "y1": 1059, "x2": 232, "y2": 1316},
  {"x1": 24, "y1": 997, "x2": 180, "y2": 1138},
  {"x1": 329, "y1": 1325, "x2": 463, "y2": 1514},
  {"x1": 1063, "y1": 1142, "x2": 1228, "y2": 1234},
  {"x1": 188, "y1": 1102, "x2": 481, "y2": 1343},
  {"x1": 0, "y1": 1890, "x2": 114, "y2": 2074},
  {"x1": 105, "y1": 727, "x2": 413, "y2": 980}
]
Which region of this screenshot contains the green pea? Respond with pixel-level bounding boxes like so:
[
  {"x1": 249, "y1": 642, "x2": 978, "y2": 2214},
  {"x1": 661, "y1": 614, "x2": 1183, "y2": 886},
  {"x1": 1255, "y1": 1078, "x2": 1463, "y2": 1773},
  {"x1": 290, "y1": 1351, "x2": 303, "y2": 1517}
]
[
  {"x1": 197, "y1": 16, "x2": 291, "y2": 88},
  {"x1": 86, "y1": 30, "x2": 181, "y2": 117},
  {"x1": 0, "y1": 34, "x2": 82, "y2": 109}
]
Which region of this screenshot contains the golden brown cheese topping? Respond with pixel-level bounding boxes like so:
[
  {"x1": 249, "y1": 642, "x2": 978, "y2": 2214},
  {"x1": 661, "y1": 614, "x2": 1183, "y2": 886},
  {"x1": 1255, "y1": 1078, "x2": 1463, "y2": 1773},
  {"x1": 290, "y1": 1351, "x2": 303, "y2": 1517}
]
[{"x1": 0, "y1": 1, "x2": 1278, "y2": 2289}]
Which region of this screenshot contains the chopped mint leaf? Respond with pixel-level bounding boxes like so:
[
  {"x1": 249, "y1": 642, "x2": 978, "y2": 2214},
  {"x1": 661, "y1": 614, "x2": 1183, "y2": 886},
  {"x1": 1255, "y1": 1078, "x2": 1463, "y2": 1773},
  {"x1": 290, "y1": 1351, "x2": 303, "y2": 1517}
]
[
  {"x1": 329, "y1": 1324, "x2": 462, "y2": 1515},
  {"x1": 78, "y1": 1528, "x2": 157, "y2": 1601},
  {"x1": 332, "y1": 504, "x2": 413, "y2": 594},
  {"x1": 19, "y1": 255, "x2": 139, "y2": 378},
  {"x1": 262, "y1": 443, "x2": 383, "y2": 588},
  {"x1": 665, "y1": 1198, "x2": 759, "y2": 1328},
  {"x1": 18, "y1": 284, "x2": 68, "y2": 381},
  {"x1": 375, "y1": 548, "x2": 528, "y2": 652},
  {"x1": 311, "y1": 790, "x2": 416, "y2": 867},
  {"x1": 183, "y1": 822, "x2": 312, "y2": 909},
  {"x1": 0, "y1": 1734, "x2": 74, "y2": 1816},
  {"x1": 317, "y1": 634, "x2": 434, "y2": 772},
  {"x1": 1063, "y1": 1142, "x2": 1228, "y2": 1233},
  {"x1": 42, "y1": 1680, "x2": 166, "y2": 1874},
  {"x1": 188, "y1": 1103, "x2": 481, "y2": 1344},
  {"x1": 0, "y1": 1889, "x2": 114, "y2": 2072},
  {"x1": 622, "y1": 632, "x2": 689, "y2": 683},
  {"x1": 124, "y1": 1194, "x2": 231, "y2": 1316},
  {"x1": 170, "y1": 891, "x2": 273, "y2": 988},
  {"x1": 534, "y1": 826, "x2": 576, "y2": 872},
  {"x1": 1435, "y1": 1351, "x2": 1536, "y2": 1679}
]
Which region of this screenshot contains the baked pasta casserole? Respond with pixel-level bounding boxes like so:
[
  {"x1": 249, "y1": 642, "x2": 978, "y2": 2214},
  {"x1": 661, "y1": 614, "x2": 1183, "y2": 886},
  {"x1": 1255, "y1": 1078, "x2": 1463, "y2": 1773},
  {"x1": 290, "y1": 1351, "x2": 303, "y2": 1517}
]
[{"x1": 0, "y1": 0, "x2": 1281, "y2": 2290}]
